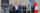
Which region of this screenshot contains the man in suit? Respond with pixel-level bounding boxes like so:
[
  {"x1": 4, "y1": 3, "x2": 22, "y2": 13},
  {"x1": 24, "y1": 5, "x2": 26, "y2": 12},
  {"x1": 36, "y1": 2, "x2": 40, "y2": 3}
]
[
  {"x1": 9, "y1": 0, "x2": 30, "y2": 13},
  {"x1": 9, "y1": 2, "x2": 26, "y2": 13}
]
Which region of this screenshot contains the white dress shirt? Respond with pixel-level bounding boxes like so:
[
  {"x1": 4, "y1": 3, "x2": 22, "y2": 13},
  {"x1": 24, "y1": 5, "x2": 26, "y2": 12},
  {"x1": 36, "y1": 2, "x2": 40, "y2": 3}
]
[{"x1": 15, "y1": 5, "x2": 18, "y2": 10}]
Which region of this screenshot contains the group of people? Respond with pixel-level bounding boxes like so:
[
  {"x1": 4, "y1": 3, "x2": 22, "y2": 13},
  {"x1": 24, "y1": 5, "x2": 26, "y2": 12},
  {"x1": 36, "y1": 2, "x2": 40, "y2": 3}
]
[{"x1": 1, "y1": 0, "x2": 40, "y2": 13}]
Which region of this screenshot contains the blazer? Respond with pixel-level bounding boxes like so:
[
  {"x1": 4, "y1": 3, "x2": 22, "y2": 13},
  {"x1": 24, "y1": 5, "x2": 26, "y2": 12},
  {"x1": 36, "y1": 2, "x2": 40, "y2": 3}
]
[{"x1": 10, "y1": 5, "x2": 26, "y2": 13}]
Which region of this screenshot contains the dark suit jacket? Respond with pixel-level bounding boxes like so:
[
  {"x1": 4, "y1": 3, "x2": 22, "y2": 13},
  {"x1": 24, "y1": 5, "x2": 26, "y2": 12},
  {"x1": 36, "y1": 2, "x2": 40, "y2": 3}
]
[{"x1": 10, "y1": 5, "x2": 26, "y2": 13}]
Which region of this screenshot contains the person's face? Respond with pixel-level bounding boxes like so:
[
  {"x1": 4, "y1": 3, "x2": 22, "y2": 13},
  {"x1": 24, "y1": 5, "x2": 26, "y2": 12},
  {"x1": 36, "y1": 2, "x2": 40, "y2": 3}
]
[{"x1": 16, "y1": 2, "x2": 20, "y2": 5}]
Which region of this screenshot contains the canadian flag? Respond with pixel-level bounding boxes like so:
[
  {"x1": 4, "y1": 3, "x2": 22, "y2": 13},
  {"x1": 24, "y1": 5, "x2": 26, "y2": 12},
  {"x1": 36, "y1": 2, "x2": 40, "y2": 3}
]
[{"x1": 34, "y1": 1, "x2": 38, "y2": 13}]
